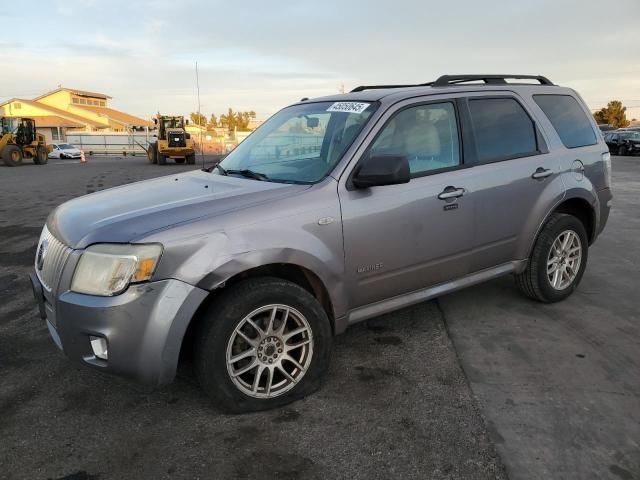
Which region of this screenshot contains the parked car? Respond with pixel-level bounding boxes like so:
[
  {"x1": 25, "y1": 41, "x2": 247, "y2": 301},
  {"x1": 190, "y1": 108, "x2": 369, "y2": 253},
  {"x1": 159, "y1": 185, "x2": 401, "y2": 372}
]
[
  {"x1": 49, "y1": 143, "x2": 82, "y2": 159},
  {"x1": 30, "y1": 74, "x2": 612, "y2": 412},
  {"x1": 597, "y1": 124, "x2": 617, "y2": 132},
  {"x1": 604, "y1": 131, "x2": 640, "y2": 155}
]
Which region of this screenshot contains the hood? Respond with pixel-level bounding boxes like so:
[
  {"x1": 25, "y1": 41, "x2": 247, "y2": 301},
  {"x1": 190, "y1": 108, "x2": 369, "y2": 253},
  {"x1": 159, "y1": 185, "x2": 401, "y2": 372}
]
[{"x1": 48, "y1": 170, "x2": 309, "y2": 248}]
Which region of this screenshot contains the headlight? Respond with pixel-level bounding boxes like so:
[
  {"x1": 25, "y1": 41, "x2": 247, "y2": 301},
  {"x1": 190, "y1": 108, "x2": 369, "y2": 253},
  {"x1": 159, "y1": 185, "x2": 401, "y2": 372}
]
[{"x1": 71, "y1": 244, "x2": 163, "y2": 296}]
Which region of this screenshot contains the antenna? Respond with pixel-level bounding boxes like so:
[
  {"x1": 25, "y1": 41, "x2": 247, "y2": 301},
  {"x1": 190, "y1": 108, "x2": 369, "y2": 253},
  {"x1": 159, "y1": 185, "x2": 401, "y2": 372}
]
[{"x1": 195, "y1": 61, "x2": 205, "y2": 170}]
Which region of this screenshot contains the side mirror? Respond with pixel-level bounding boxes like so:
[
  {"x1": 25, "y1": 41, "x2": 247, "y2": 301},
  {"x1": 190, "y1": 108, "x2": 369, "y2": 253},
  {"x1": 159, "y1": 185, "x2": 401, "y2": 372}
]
[{"x1": 352, "y1": 154, "x2": 410, "y2": 189}]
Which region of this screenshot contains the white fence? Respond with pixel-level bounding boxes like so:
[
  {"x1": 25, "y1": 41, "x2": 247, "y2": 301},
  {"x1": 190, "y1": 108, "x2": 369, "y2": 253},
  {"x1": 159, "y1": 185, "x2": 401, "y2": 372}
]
[{"x1": 65, "y1": 132, "x2": 151, "y2": 156}]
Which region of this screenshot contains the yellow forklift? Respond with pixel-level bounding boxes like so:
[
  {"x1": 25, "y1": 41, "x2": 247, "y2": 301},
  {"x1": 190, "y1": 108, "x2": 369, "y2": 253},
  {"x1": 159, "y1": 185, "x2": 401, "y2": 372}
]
[
  {"x1": 0, "y1": 117, "x2": 51, "y2": 167},
  {"x1": 148, "y1": 115, "x2": 196, "y2": 165}
]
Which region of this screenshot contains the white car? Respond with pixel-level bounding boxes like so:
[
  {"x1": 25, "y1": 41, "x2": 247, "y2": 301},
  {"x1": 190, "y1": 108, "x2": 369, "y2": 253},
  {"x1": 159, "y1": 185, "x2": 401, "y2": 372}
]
[{"x1": 49, "y1": 143, "x2": 82, "y2": 159}]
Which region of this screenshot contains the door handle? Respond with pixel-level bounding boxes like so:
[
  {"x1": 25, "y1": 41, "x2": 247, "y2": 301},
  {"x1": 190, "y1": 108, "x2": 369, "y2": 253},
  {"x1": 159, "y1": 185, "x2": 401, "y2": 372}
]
[
  {"x1": 438, "y1": 186, "x2": 465, "y2": 200},
  {"x1": 531, "y1": 167, "x2": 553, "y2": 180}
]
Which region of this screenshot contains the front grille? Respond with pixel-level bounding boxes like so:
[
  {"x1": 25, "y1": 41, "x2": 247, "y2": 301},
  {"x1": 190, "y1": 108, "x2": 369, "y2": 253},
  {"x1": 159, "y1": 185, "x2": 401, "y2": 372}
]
[
  {"x1": 168, "y1": 131, "x2": 186, "y2": 148},
  {"x1": 35, "y1": 226, "x2": 73, "y2": 292}
]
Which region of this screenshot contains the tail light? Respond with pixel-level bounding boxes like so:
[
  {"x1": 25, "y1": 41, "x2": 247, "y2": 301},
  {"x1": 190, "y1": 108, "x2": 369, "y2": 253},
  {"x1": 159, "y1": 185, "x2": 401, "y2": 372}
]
[{"x1": 602, "y1": 152, "x2": 611, "y2": 188}]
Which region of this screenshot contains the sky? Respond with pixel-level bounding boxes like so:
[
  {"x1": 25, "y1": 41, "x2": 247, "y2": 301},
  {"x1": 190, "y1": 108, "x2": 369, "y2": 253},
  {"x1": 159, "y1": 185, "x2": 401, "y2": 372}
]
[{"x1": 1, "y1": 0, "x2": 639, "y2": 121}]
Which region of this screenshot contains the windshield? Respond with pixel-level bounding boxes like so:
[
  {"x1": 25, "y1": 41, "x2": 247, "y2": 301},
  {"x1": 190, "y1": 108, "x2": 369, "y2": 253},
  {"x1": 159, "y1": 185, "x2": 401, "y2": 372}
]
[
  {"x1": 162, "y1": 117, "x2": 184, "y2": 129},
  {"x1": 58, "y1": 144, "x2": 74, "y2": 149},
  {"x1": 216, "y1": 101, "x2": 378, "y2": 184}
]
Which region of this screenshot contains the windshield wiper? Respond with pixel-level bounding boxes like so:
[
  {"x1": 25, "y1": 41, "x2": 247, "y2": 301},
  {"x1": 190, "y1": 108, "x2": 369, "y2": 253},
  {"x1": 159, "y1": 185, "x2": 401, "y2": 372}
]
[
  {"x1": 226, "y1": 169, "x2": 269, "y2": 181},
  {"x1": 203, "y1": 163, "x2": 226, "y2": 174}
]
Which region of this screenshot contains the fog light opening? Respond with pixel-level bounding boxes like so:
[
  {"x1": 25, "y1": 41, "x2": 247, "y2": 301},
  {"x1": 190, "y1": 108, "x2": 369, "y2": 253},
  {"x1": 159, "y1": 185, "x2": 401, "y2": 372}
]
[{"x1": 90, "y1": 336, "x2": 108, "y2": 360}]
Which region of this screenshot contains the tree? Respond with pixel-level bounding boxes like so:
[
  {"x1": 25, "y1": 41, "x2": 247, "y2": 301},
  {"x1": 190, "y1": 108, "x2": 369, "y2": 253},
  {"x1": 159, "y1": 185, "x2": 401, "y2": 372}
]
[
  {"x1": 593, "y1": 100, "x2": 630, "y2": 128},
  {"x1": 208, "y1": 114, "x2": 218, "y2": 129},
  {"x1": 190, "y1": 112, "x2": 207, "y2": 127},
  {"x1": 219, "y1": 108, "x2": 236, "y2": 131}
]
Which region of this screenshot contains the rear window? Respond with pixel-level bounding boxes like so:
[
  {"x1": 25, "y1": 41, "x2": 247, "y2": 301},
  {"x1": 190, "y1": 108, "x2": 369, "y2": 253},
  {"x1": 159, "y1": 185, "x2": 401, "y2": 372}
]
[
  {"x1": 533, "y1": 95, "x2": 597, "y2": 148},
  {"x1": 468, "y1": 97, "x2": 538, "y2": 163}
]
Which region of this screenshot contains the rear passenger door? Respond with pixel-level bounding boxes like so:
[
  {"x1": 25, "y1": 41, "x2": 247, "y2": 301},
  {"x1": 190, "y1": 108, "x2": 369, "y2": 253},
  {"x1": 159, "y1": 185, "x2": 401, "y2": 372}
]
[{"x1": 462, "y1": 94, "x2": 563, "y2": 272}]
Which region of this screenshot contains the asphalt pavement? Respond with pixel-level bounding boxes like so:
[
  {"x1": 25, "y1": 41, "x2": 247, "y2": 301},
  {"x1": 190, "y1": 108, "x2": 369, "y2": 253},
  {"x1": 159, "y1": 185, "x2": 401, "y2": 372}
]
[
  {"x1": 0, "y1": 155, "x2": 637, "y2": 480},
  {"x1": 0, "y1": 156, "x2": 504, "y2": 480},
  {"x1": 441, "y1": 156, "x2": 640, "y2": 480}
]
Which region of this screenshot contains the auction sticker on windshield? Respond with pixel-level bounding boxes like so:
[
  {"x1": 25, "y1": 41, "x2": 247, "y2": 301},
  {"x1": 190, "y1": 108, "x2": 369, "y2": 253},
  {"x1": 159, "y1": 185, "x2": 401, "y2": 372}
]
[{"x1": 327, "y1": 102, "x2": 370, "y2": 114}]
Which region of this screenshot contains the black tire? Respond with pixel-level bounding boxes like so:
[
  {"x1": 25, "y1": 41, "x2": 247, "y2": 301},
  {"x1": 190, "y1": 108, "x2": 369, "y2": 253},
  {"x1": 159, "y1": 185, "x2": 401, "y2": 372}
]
[
  {"x1": 186, "y1": 154, "x2": 196, "y2": 165},
  {"x1": 2, "y1": 145, "x2": 23, "y2": 167},
  {"x1": 174, "y1": 158, "x2": 186, "y2": 164},
  {"x1": 619, "y1": 145, "x2": 628, "y2": 156},
  {"x1": 34, "y1": 146, "x2": 48, "y2": 165},
  {"x1": 515, "y1": 213, "x2": 588, "y2": 303},
  {"x1": 147, "y1": 145, "x2": 157, "y2": 164},
  {"x1": 157, "y1": 146, "x2": 167, "y2": 165},
  {"x1": 194, "y1": 277, "x2": 332, "y2": 413}
]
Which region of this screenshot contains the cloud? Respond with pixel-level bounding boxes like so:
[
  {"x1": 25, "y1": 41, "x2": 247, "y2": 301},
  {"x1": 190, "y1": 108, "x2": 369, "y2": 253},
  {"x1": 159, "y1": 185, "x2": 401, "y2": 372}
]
[{"x1": 3, "y1": 0, "x2": 639, "y2": 119}]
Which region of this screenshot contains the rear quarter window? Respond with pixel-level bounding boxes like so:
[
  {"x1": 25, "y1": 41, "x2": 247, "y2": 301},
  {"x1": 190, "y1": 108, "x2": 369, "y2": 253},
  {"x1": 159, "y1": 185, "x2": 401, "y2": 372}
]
[{"x1": 533, "y1": 94, "x2": 597, "y2": 148}]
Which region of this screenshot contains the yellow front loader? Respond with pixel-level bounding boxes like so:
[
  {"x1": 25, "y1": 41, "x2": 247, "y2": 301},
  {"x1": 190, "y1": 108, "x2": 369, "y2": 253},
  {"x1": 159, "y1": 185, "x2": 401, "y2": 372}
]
[
  {"x1": 148, "y1": 115, "x2": 196, "y2": 165},
  {"x1": 0, "y1": 117, "x2": 52, "y2": 167}
]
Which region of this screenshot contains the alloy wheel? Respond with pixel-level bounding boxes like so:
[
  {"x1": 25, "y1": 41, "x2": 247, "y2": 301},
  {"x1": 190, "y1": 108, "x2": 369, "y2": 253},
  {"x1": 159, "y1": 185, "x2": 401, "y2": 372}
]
[
  {"x1": 547, "y1": 229, "x2": 582, "y2": 290},
  {"x1": 226, "y1": 304, "x2": 314, "y2": 398}
]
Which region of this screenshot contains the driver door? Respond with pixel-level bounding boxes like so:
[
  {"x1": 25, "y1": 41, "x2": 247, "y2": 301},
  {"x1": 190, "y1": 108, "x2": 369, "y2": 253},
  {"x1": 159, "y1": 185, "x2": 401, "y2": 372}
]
[{"x1": 339, "y1": 99, "x2": 476, "y2": 308}]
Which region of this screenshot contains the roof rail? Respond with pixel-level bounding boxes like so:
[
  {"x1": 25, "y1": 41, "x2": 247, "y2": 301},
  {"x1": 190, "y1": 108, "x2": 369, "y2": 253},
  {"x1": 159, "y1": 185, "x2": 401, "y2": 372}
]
[
  {"x1": 432, "y1": 74, "x2": 554, "y2": 87},
  {"x1": 350, "y1": 83, "x2": 432, "y2": 93},
  {"x1": 349, "y1": 74, "x2": 554, "y2": 93}
]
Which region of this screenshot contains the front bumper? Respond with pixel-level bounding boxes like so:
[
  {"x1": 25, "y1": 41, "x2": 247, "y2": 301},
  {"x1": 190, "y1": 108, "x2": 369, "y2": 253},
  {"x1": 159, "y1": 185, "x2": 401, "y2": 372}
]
[{"x1": 30, "y1": 274, "x2": 208, "y2": 385}]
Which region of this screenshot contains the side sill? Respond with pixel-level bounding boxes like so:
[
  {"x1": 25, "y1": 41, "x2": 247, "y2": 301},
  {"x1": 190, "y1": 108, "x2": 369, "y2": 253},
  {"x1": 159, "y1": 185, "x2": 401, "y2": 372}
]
[{"x1": 347, "y1": 260, "x2": 526, "y2": 325}]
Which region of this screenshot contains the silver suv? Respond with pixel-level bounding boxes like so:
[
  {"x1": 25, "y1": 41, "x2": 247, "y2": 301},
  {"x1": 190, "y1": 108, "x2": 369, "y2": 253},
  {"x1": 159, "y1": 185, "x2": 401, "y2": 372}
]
[{"x1": 30, "y1": 75, "x2": 612, "y2": 412}]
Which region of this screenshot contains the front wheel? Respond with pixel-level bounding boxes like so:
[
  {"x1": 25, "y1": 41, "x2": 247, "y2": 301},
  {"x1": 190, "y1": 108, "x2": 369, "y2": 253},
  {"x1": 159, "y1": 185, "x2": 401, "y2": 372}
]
[
  {"x1": 618, "y1": 145, "x2": 628, "y2": 156},
  {"x1": 34, "y1": 146, "x2": 49, "y2": 165},
  {"x1": 194, "y1": 277, "x2": 332, "y2": 413},
  {"x1": 186, "y1": 154, "x2": 196, "y2": 165},
  {"x1": 2, "y1": 145, "x2": 23, "y2": 166},
  {"x1": 515, "y1": 213, "x2": 588, "y2": 303}
]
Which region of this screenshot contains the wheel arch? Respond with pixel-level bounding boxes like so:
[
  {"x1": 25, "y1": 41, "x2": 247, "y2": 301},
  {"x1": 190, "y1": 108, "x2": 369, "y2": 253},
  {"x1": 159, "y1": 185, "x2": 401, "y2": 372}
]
[
  {"x1": 553, "y1": 196, "x2": 596, "y2": 244},
  {"x1": 524, "y1": 193, "x2": 597, "y2": 266},
  {"x1": 178, "y1": 262, "x2": 337, "y2": 366}
]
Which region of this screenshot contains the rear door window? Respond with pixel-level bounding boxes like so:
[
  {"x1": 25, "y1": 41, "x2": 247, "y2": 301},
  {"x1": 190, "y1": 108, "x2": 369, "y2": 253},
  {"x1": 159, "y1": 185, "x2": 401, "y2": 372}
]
[
  {"x1": 468, "y1": 98, "x2": 538, "y2": 163},
  {"x1": 533, "y1": 94, "x2": 597, "y2": 148}
]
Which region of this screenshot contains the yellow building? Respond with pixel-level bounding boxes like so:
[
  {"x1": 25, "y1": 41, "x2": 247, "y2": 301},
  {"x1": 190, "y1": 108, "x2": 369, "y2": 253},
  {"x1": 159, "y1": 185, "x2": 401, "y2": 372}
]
[{"x1": 0, "y1": 87, "x2": 152, "y2": 143}]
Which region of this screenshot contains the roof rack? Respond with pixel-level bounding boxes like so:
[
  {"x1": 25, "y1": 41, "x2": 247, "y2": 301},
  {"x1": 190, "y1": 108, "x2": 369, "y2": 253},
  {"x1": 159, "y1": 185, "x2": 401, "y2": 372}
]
[
  {"x1": 432, "y1": 74, "x2": 554, "y2": 87},
  {"x1": 350, "y1": 83, "x2": 431, "y2": 92},
  {"x1": 350, "y1": 74, "x2": 553, "y2": 92}
]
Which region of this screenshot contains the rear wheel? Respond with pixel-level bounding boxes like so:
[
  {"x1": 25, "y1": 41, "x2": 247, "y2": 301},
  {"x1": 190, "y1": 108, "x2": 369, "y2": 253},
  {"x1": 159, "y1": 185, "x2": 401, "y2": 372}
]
[
  {"x1": 157, "y1": 146, "x2": 167, "y2": 165},
  {"x1": 194, "y1": 277, "x2": 332, "y2": 413},
  {"x1": 34, "y1": 146, "x2": 48, "y2": 165},
  {"x1": 186, "y1": 154, "x2": 196, "y2": 165},
  {"x1": 515, "y1": 213, "x2": 588, "y2": 303},
  {"x1": 2, "y1": 145, "x2": 23, "y2": 167},
  {"x1": 618, "y1": 145, "x2": 628, "y2": 156},
  {"x1": 147, "y1": 145, "x2": 157, "y2": 164}
]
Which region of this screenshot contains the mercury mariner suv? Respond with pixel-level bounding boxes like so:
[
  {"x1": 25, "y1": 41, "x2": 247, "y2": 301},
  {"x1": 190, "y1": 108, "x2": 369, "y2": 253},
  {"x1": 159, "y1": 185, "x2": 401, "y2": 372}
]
[{"x1": 31, "y1": 74, "x2": 612, "y2": 412}]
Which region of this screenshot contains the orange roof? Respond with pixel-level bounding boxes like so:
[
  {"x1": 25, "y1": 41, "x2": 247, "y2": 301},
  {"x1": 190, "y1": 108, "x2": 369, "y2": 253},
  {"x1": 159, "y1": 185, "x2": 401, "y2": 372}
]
[
  {"x1": 27, "y1": 116, "x2": 85, "y2": 128},
  {"x1": 1, "y1": 98, "x2": 107, "y2": 128},
  {"x1": 75, "y1": 105, "x2": 153, "y2": 127},
  {"x1": 34, "y1": 87, "x2": 111, "y2": 100}
]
